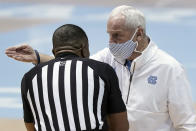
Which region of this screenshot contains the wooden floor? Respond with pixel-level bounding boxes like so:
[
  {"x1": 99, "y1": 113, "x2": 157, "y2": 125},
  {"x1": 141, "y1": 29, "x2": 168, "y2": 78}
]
[{"x1": 0, "y1": 119, "x2": 26, "y2": 131}]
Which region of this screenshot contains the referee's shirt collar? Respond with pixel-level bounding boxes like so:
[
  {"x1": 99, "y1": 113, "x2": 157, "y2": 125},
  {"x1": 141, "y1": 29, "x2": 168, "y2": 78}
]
[{"x1": 55, "y1": 52, "x2": 79, "y2": 58}]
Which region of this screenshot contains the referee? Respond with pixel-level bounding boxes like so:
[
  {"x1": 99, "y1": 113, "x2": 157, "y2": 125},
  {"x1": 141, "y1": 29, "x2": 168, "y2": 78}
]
[{"x1": 21, "y1": 24, "x2": 128, "y2": 131}]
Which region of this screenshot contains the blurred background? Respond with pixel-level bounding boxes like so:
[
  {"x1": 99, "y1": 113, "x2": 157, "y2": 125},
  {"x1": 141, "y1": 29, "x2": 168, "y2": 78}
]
[{"x1": 0, "y1": 0, "x2": 196, "y2": 130}]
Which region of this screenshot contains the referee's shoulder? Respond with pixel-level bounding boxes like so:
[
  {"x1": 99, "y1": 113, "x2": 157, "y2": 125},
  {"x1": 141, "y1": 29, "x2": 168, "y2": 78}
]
[
  {"x1": 80, "y1": 57, "x2": 110, "y2": 65},
  {"x1": 78, "y1": 57, "x2": 115, "y2": 74},
  {"x1": 24, "y1": 58, "x2": 57, "y2": 79}
]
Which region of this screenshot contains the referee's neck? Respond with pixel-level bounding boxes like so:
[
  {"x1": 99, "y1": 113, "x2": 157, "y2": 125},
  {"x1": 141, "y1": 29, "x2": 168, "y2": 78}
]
[{"x1": 55, "y1": 52, "x2": 79, "y2": 58}]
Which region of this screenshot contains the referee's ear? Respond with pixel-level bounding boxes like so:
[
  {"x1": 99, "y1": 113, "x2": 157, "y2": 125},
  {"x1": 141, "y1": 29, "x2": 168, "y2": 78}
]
[{"x1": 81, "y1": 43, "x2": 90, "y2": 58}]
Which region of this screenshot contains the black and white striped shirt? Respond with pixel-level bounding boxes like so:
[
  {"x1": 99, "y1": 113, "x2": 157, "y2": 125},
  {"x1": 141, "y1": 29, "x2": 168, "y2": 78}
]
[{"x1": 21, "y1": 53, "x2": 126, "y2": 131}]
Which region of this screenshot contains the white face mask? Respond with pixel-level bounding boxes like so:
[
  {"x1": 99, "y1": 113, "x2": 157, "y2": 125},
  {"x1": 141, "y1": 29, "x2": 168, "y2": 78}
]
[{"x1": 109, "y1": 28, "x2": 139, "y2": 59}]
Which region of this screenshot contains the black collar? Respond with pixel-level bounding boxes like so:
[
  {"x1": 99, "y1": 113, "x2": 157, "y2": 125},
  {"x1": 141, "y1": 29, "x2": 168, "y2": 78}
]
[{"x1": 55, "y1": 52, "x2": 79, "y2": 58}]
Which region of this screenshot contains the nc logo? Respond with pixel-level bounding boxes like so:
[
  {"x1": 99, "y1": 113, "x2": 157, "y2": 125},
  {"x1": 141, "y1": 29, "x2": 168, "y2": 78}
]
[{"x1": 148, "y1": 76, "x2": 157, "y2": 85}]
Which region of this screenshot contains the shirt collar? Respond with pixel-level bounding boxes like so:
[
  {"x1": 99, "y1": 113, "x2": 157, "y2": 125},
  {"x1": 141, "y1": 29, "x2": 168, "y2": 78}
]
[
  {"x1": 114, "y1": 57, "x2": 126, "y2": 65},
  {"x1": 55, "y1": 52, "x2": 79, "y2": 58},
  {"x1": 133, "y1": 41, "x2": 158, "y2": 70}
]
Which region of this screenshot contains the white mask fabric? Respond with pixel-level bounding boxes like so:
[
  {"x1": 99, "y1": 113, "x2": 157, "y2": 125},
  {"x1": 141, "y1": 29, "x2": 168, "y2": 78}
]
[{"x1": 109, "y1": 28, "x2": 138, "y2": 59}]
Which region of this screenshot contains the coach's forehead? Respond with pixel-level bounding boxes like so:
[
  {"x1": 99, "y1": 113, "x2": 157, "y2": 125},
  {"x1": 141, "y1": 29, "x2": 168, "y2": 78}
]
[{"x1": 107, "y1": 15, "x2": 127, "y2": 32}]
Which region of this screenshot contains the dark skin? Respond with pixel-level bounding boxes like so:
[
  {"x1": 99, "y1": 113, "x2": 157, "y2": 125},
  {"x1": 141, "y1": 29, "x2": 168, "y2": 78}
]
[
  {"x1": 25, "y1": 123, "x2": 34, "y2": 131},
  {"x1": 107, "y1": 112, "x2": 129, "y2": 131}
]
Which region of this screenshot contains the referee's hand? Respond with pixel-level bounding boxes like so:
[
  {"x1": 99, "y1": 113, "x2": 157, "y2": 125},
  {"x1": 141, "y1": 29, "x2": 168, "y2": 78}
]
[{"x1": 5, "y1": 44, "x2": 37, "y2": 64}]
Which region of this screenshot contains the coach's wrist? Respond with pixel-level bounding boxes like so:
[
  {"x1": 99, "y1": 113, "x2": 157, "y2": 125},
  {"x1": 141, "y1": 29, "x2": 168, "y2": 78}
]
[{"x1": 32, "y1": 50, "x2": 40, "y2": 65}]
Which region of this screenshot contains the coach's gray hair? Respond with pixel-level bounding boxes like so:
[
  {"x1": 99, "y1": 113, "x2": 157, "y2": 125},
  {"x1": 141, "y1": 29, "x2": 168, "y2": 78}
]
[{"x1": 109, "y1": 5, "x2": 146, "y2": 33}]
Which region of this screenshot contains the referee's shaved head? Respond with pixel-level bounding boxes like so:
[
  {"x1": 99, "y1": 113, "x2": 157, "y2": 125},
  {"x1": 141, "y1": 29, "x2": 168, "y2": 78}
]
[{"x1": 52, "y1": 24, "x2": 90, "y2": 57}]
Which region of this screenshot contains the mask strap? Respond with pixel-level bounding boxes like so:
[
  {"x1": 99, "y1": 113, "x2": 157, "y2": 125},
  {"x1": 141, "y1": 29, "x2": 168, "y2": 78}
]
[
  {"x1": 132, "y1": 28, "x2": 142, "y2": 54},
  {"x1": 130, "y1": 28, "x2": 139, "y2": 41}
]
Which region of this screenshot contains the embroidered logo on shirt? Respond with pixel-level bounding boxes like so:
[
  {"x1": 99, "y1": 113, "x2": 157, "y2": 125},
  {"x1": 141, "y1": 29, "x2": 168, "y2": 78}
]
[
  {"x1": 60, "y1": 61, "x2": 66, "y2": 66},
  {"x1": 148, "y1": 76, "x2": 157, "y2": 85}
]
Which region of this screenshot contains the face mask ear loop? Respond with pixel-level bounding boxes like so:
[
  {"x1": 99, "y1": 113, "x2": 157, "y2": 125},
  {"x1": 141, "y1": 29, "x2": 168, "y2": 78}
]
[
  {"x1": 130, "y1": 28, "x2": 139, "y2": 41},
  {"x1": 131, "y1": 28, "x2": 142, "y2": 54},
  {"x1": 134, "y1": 39, "x2": 143, "y2": 54}
]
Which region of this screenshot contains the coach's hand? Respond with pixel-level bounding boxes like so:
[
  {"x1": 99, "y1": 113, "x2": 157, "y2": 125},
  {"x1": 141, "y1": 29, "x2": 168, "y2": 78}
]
[{"x1": 5, "y1": 44, "x2": 37, "y2": 64}]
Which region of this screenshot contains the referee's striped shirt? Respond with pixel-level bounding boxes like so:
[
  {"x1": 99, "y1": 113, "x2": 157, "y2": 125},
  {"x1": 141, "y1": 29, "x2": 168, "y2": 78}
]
[{"x1": 21, "y1": 53, "x2": 126, "y2": 131}]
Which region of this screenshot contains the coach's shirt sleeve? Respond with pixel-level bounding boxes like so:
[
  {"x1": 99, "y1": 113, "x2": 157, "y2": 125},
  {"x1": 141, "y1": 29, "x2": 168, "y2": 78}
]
[
  {"x1": 104, "y1": 64, "x2": 126, "y2": 114},
  {"x1": 168, "y1": 66, "x2": 196, "y2": 130},
  {"x1": 21, "y1": 74, "x2": 34, "y2": 123}
]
